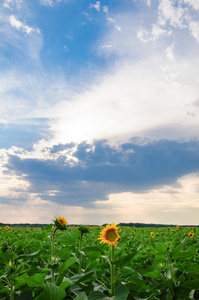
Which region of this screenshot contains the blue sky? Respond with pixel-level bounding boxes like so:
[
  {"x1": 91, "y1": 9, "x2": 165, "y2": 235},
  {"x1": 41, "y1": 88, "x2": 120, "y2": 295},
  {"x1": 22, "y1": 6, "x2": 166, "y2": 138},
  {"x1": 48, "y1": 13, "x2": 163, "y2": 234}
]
[{"x1": 0, "y1": 0, "x2": 199, "y2": 225}]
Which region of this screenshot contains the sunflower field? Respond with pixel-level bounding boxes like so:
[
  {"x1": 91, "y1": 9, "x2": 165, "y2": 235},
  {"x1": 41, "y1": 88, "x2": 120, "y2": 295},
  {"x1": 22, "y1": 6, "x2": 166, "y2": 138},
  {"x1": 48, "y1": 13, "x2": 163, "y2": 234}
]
[{"x1": 0, "y1": 219, "x2": 199, "y2": 300}]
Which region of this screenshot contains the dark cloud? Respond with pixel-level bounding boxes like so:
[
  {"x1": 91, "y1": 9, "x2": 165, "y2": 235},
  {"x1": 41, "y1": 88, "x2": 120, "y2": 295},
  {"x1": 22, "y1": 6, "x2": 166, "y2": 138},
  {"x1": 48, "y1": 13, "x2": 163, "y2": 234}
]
[
  {"x1": 5, "y1": 138, "x2": 199, "y2": 206},
  {"x1": 50, "y1": 142, "x2": 75, "y2": 154}
]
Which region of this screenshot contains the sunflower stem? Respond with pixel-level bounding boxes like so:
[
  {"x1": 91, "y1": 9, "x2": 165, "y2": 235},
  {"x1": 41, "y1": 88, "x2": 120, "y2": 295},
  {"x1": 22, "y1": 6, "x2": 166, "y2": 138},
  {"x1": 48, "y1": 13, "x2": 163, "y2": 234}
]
[
  {"x1": 110, "y1": 245, "x2": 115, "y2": 296},
  {"x1": 79, "y1": 232, "x2": 83, "y2": 272},
  {"x1": 51, "y1": 228, "x2": 57, "y2": 283}
]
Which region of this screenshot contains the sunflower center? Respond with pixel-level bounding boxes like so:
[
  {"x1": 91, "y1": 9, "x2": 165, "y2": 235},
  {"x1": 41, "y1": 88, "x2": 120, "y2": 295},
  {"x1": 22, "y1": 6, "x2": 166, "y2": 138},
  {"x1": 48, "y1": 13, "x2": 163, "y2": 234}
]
[{"x1": 106, "y1": 229, "x2": 117, "y2": 241}]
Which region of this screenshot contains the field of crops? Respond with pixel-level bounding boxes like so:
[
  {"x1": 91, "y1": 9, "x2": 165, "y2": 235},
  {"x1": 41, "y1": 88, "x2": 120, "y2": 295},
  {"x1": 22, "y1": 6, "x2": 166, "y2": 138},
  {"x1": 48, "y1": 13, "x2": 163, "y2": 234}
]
[{"x1": 0, "y1": 219, "x2": 198, "y2": 300}]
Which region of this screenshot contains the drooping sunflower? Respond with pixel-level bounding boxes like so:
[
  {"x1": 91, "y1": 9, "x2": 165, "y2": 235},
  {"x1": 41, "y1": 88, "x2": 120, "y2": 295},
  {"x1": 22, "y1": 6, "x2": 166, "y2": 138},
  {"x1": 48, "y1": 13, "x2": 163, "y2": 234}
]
[
  {"x1": 5, "y1": 226, "x2": 9, "y2": 230},
  {"x1": 98, "y1": 223, "x2": 120, "y2": 246},
  {"x1": 150, "y1": 232, "x2": 155, "y2": 238}
]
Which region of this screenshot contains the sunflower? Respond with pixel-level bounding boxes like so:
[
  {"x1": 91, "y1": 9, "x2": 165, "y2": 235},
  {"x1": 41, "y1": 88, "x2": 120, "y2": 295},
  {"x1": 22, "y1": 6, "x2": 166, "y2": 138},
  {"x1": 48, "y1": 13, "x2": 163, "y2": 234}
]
[
  {"x1": 54, "y1": 216, "x2": 68, "y2": 231},
  {"x1": 189, "y1": 231, "x2": 194, "y2": 238},
  {"x1": 98, "y1": 223, "x2": 120, "y2": 246},
  {"x1": 176, "y1": 225, "x2": 179, "y2": 229},
  {"x1": 58, "y1": 216, "x2": 67, "y2": 226},
  {"x1": 5, "y1": 226, "x2": 9, "y2": 230},
  {"x1": 150, "y1": 232, "x2": 155, "y2": 238}
]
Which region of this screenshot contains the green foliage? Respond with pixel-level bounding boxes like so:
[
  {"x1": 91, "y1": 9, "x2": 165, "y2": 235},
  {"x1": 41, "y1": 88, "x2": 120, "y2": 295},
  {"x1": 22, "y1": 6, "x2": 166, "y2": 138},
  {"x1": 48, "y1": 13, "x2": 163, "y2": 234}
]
[{"x1": 0, "y1": 225, "x2": 198, "y2": 299}]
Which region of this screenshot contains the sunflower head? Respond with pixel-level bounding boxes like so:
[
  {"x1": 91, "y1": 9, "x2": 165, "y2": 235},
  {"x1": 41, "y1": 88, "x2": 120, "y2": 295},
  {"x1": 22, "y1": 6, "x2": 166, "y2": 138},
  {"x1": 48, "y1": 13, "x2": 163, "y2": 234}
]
[
  {"x1": 98, "y1": 223, "x2": 120, "y2": 246},
  {"x1": 5, "y1": 226, "x2": 9, "y2": 230},
  {"x1": 54, "y1": 216, "x2": 68, "y2": 231},
  {"x1": 189, "y1": 231, "x2": 194, "y2": 238},
  {"x1": 150, "y1": 232, "x2": 155, "y2": 238},
  {"x1": 78, "y1": 225, "x2": 89, "y2": 235},
  {"x1": 176, "y1": 225, "x2": 179, "y2": 229}
]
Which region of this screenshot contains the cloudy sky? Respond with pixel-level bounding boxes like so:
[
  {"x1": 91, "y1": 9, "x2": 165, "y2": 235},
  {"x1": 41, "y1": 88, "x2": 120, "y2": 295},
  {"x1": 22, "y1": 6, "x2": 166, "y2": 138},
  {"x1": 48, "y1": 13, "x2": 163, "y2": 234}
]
[{"x1": 0, "y1": 0, "x2": 199, "y2": 225}]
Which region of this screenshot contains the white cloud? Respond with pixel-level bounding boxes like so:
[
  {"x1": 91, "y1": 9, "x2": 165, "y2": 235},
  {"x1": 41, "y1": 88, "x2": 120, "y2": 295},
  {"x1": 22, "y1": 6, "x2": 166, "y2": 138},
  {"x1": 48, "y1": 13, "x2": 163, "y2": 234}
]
[
  {"x1": 40, "y1": 0, "x2": 63, "y2": 6},
  {"x1": 0, "y1": 148, "x2": 30, "y2": 200},
  {"x1": 107, "y1": 16, "x2": 115, "y2": 23},
  {"x1": 90, "y1": 1, "x2": 100, "y2": 11},
  {"x1": 94, "y1": 173, "x2": 199, "y2": 225},
  {"x1": 137, "y1": 24, "x2": 167, "y2": 42},
  {"x1": 100, "y1": 43, "x2": 112, "y2": 49},
  {"x1": 9, "y1": 15, "x2": 38, "y2": 35},
  {"x1": 106, "y1": 17, "x2": 121, "y2": 33},
  {"x1": 3, "y1": 0, "x2": 22, "y2": 9},
  {"x1": 137, "y1": 28, "x2": 150, "y2": 42},
  {"x1": 102, "y1": 5, "x2": 108, "y2": 13},
  {"x1": 165, "y1": 44, "x2": 175, "y2": 61},
  {"x1": 115, "y1": 25, "x2": 121, "y2": 32},
  {"x1": 184, "y1": 0, "x2": 199, "y2": 10},
  {"x1": 158, "y1": 0, "x2": 188, "y2": 28},
  {"x1": 43, "y1": 52, "x2": 199, "y2": 144},
  {"x1": 40, "y1": 0, "x2": 54, "y2": 6},
  {"x1": 189, "y1": 20, "x2": 199, "y2": 43},
  {"x1": 151, "y1": 24, "x2": 167, "y2": 39}
]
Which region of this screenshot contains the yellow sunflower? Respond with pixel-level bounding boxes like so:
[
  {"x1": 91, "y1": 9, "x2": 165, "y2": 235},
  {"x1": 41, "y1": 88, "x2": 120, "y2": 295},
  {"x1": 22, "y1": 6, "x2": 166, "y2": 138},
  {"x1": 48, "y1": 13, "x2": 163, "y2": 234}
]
[
  {"x1": 5, "y1": 226, "x2": 9, "y2": 230},
  {"x1": 176, "y1": 225, "x2": 179, "y2": 229},
  {"x1": 150, "y1": 232, "x2": 155, "y2": 238},
  {"x1": 189, "y1": 231, "x2": 194, "y2": 238},
  {"x1": 58, "y1": 216, "x2": 67, "y2": 226},
  {"x1": 98, "y1": 223, "x2": 120, "y2": 246}
]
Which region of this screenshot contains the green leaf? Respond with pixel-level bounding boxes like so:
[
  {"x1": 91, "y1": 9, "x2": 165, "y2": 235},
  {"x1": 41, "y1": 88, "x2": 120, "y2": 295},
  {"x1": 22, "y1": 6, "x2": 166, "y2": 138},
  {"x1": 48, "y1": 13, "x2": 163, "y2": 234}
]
[
  {"x1": 154, "y1": 242, "x2": 167, "y2": 253},
  {"x1": 170, "y1": 243, "x2": 184, "y2": 257},
  {"x1": 112, "y1": 284, "x2": 129, "y2": 300},
  {"x1": 84, "y1": 246, "x2": 104, "y2": 254},
  {"x1": 74, "y1": 292, "x2": 88, "y2": 300},
  {"x1": 120, "y1": 266, "x2": 134, "y2": 276},
  {"x1": 88, "y1": 285, "x2": 129, "y2": 300},
  {"x1": 45, "y1": 224, "x2": 54, "y2": 231},
  {"x1": 86, "y1": 251, "x2": 101, "y2": 259},
  {"x1": 186, "y1": 264, "x2": 199, "y2": 276},
  {"x1": 172, "y1": 252, "x2": 196, "y2": 259},
  {"x1": 16, "y1": 273, "x2": 46, "y2": 288},
  {"x1": 34, "y1": 282, "x2": 66, "y2": 300},
  {"x1": 0, "y1": 252, "x2": 13, "y2": 264},
  {"x1": 59, "y1": 247, "x2": 72, "y2": 260},
  {"x1": 180, "y1": 279, "x2": 199, "y2": 289},
  {"x1": 143, "y1": 270, "x2": 162, "y2": 279},
  {"x1": 58, "y1": 231, "x2": 80, "y2": 246},
  {"x1": 16, "y1": 290, "x2": 32, "y2": 300},
  {"x1": 115, "y1": 252, "x2": 136, "y2": 268},
  {"x1": 88, "y1": 291, "x2": 106, "y2": 300},
  {"x1": 57, "y1": 257, "x2": 76, "y2": 273},
  {"x1": 74, "y1": 271, "x2": 95, "y2": 284},
  {"x1": 60, "y1": 279, "x2": 71, "y2": 290},
  {"x1": 187, "y1": 245, "x2": 197, "y2": 254},
  {"x1": 127, "y1": 273, "x2": 147, "y2": 292}
]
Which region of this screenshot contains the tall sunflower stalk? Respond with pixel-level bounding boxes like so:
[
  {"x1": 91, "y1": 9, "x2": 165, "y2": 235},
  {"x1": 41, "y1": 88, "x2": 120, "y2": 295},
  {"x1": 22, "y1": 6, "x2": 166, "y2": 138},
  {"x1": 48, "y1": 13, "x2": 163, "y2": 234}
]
[
  {"x1": 110, "y1": 244, "x2": 115, "y2": 296},
  {"x1": 78, "y1": 225, "x2": 89, "y2": 272},
  {"x1": 50, "y1": 216, "x2": 68, "y2": 283},
  {"x1": 98, "y1": 223, "x2": 120, "y2": 297}
]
